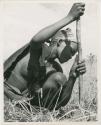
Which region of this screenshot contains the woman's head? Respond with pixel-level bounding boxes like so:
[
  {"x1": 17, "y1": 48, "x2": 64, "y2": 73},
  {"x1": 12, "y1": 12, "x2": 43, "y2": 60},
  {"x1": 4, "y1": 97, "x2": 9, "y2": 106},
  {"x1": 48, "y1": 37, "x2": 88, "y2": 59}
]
[{"x1": 49, "y1": 28, "x2": 77, "y2": 63}]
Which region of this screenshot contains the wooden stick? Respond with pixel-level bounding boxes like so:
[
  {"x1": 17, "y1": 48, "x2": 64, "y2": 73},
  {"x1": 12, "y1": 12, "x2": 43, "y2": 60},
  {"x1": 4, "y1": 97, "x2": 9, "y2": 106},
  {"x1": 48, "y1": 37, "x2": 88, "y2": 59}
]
[{"x1": 76, "y1": 18, "x2": 83, "y2": 104}]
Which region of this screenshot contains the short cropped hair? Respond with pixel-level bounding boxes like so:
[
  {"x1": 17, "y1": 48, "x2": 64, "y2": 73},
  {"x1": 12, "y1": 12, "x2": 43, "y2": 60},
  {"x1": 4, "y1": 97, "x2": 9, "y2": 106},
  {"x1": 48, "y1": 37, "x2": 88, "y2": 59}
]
[{"x1": 50, "y1": 28, "x2": 74, "y2": 46}]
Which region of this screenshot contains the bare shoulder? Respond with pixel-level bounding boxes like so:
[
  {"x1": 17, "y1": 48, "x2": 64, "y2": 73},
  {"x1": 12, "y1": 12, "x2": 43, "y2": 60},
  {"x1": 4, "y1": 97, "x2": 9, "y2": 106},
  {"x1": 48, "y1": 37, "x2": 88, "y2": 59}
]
[{"x1": 16, "y1": 53, "x2": 30, "y2": 78}]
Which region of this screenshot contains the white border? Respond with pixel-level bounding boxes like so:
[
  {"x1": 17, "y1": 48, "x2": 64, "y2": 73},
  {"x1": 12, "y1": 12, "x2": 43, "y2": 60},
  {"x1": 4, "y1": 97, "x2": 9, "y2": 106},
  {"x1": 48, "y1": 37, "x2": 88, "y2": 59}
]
[{"x1": 0, "y1": 0, "x2": 101, "y2": 125}]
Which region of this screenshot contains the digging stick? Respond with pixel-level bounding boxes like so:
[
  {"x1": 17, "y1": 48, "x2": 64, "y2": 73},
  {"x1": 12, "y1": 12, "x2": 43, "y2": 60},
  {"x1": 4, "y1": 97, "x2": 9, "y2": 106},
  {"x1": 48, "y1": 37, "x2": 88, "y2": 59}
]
[{"x1": 76, "y1": 18, "x2": 83, "y2": 104}]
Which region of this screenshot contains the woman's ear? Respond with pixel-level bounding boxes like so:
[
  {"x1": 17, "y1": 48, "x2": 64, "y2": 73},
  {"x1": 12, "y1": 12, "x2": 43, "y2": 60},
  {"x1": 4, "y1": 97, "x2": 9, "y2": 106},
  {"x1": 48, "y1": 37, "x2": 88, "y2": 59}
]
[{"x1": 57, "y1": 39, "x2": 62, "y2": 46}]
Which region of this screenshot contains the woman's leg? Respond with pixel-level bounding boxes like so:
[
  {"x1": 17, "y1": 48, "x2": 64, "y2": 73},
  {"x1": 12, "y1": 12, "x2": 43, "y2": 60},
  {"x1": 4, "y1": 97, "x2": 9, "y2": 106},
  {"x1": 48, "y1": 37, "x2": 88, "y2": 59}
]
[
  {"x1": 41, "y1": 72, "x2": 68, "y2": 110},
  {"x1": 31, "y1": 72, "x2": 75, "y2": 111}
]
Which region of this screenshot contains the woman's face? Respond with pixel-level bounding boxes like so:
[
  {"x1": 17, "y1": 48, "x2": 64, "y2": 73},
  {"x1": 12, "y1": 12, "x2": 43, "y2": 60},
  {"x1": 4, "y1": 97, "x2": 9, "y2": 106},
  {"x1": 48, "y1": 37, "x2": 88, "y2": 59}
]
[
  {"x1": 57, "y1": 39, "x2": 72, "y2": 64},
  {"x1": 50, "y1": 29, "x2": 77, "y2": 63}
]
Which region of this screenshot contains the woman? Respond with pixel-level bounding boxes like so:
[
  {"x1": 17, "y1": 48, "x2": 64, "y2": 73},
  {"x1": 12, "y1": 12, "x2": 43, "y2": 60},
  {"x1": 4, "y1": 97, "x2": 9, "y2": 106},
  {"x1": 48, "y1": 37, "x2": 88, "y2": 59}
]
[{"x1": 4, "y1": 3, "x2": 86, "y2": 110}]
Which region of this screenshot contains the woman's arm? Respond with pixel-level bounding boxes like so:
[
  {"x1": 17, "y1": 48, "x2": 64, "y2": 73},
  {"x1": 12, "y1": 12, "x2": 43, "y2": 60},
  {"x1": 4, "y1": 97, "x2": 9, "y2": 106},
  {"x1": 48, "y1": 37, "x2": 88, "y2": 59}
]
[
  {"x1": 32, "y1": 3, "x2": 85, "y2": 43},
  {"x1": 56, "y1": 56, "x2": 86, "y2": 109}
]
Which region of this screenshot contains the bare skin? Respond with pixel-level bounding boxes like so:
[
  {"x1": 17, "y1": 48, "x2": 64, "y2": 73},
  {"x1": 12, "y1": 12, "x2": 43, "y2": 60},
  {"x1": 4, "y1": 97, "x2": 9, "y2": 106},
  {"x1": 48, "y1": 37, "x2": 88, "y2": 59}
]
[{"x1": 4, "y1": 3, "x2": 86, "y2": 110}]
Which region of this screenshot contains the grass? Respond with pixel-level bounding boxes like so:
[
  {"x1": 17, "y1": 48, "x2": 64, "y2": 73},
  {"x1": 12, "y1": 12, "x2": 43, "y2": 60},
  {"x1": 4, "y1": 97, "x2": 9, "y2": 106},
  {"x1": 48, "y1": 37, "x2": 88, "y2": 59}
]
[{"x1": 4, "y1": 54, "x2": 97, "y2": 122}]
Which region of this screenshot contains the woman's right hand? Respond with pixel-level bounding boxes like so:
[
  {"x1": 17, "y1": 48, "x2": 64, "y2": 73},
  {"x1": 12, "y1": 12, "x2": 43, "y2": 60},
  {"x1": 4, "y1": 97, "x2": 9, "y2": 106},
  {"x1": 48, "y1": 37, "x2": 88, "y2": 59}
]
[{"x1": 67, "y1": 3, "x2": 85, "y2": 22}]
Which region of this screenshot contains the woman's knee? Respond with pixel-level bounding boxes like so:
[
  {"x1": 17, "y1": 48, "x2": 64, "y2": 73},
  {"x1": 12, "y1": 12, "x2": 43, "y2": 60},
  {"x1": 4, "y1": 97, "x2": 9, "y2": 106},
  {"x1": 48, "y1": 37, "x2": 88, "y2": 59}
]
[
  {"x1": 43, "y1": 72, "x2": 67, "y2": 89},
  {"x1": 53, "y1": 72, "x2": 67, "y2": 87},
  {"x1": 42, "y1": 72, "x2": 67, "y2": 110}
]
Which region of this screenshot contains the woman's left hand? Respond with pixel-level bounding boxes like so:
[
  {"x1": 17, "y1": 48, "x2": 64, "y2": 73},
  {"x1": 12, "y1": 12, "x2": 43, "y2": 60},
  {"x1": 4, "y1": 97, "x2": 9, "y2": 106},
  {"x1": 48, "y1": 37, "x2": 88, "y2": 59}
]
[{"x1": 69, "y1": 55, "x2": 86, "y2": 78}]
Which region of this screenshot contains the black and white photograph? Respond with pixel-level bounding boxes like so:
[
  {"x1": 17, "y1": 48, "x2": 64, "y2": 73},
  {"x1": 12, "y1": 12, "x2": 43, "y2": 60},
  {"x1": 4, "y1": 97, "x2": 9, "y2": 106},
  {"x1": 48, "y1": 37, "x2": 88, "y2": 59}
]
[{"x1": 1, "y1": 0, "x2": 100, "y2": 123}]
